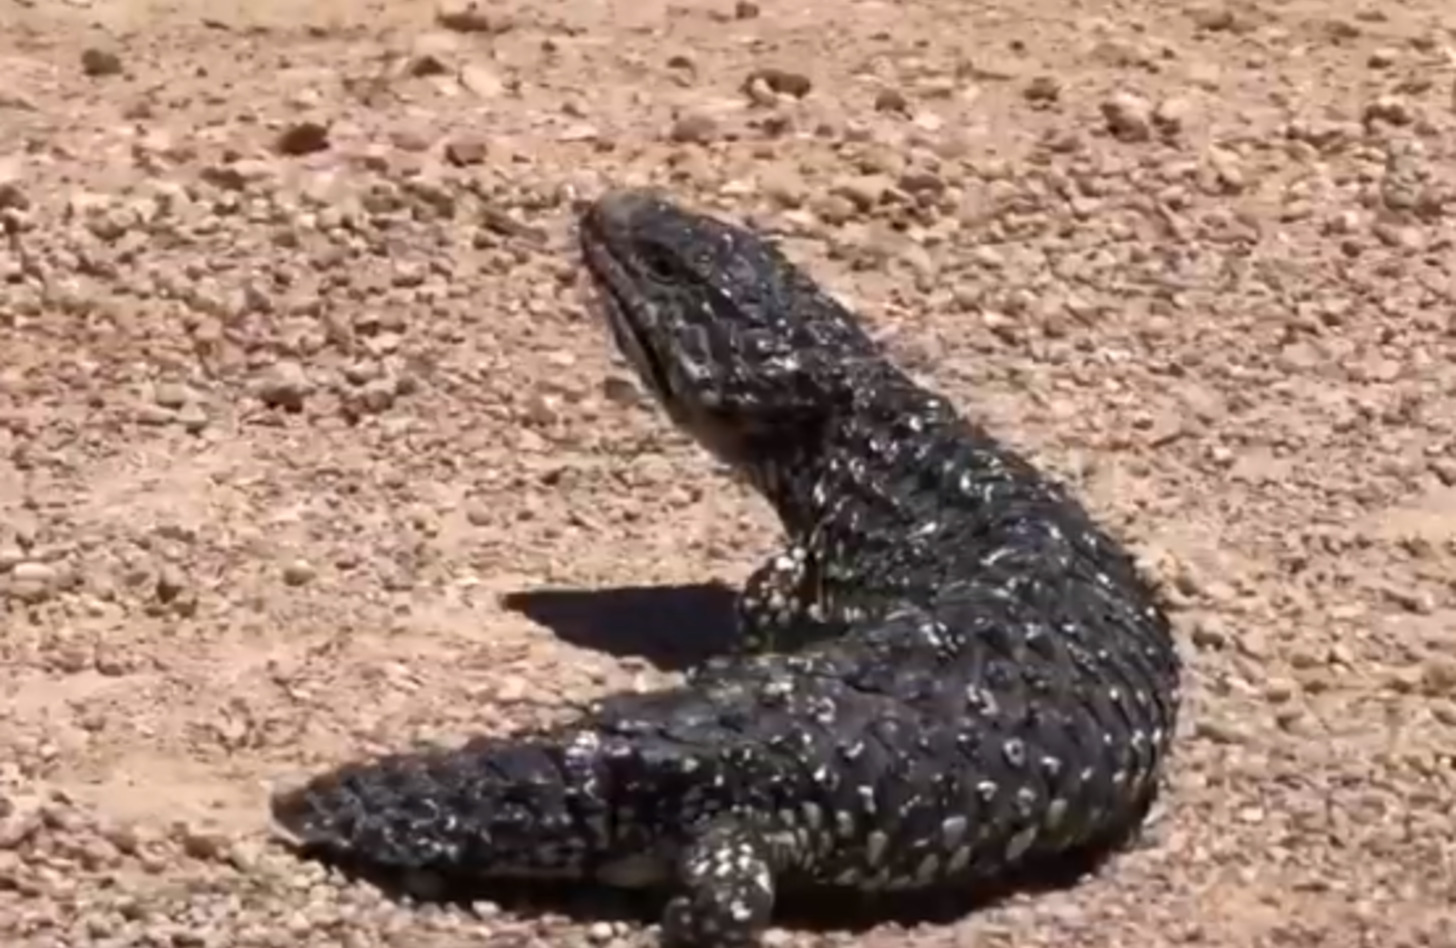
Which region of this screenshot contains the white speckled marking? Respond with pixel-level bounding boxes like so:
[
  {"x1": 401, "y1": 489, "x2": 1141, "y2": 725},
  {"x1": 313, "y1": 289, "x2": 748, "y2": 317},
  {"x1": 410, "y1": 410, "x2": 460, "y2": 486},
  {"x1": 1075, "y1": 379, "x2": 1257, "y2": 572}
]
[
  {"x1": 865, "y1": 830, "x2": 889, "y2": 867},
  {"x1": 940, "y1": 815, "x2": 968, "y2": 849},
  {"x1": 1005, "y1": 825, "x2": 1038, "y2": 862}
]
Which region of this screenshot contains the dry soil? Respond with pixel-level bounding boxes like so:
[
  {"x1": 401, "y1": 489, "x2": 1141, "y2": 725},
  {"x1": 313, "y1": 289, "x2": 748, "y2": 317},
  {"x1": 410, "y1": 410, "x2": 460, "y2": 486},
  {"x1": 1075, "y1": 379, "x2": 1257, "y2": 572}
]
[{"x1": 2, "y1": 0, "x2": 1456, "y2": 946}]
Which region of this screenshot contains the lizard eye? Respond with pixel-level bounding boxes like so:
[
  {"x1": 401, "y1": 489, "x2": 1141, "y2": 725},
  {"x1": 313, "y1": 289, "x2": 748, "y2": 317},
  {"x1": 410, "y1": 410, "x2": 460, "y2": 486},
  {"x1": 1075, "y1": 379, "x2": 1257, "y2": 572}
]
[{"x1": 638, "y1": 243, "x2": 681, "y2": 284}]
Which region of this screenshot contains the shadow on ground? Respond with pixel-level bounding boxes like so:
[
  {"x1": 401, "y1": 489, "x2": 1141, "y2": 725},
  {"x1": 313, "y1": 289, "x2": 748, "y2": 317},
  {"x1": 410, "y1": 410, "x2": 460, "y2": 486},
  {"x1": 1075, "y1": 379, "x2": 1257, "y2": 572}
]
[
  {"x1": 285, "y1": 836, "x2": 1130, "y2": 938},
  {"x1": 500, "y1": 582, "x2": 741, "y2": 672}
]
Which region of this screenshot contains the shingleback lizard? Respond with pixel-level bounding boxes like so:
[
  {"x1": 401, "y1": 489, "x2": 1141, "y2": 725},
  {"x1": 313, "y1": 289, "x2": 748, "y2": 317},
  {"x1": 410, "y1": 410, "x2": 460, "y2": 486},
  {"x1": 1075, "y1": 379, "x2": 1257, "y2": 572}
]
[{"x1": 269, "y1": 188, "x2": 1183, "y2": 948}]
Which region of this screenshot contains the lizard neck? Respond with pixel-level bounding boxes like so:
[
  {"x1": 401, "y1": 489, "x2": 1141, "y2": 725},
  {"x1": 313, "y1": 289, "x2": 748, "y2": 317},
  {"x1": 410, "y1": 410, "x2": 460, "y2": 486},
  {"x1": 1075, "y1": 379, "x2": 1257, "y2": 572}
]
[{"x1": 740, "y1": 365, "x2": 958, "y2": 541}]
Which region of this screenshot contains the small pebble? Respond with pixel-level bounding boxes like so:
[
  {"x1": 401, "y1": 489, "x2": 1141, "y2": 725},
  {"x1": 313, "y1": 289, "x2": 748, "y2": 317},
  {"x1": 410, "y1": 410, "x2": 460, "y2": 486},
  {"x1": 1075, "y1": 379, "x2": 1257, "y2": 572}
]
[
  {"x1": 444, "y1": 136, "x2": 489, "y2": 166},
  {"x1": 668, "y1": 111, "x2": 719, "y2": 144},
  {"x1": 874, "y1": 87, "x2": 910, "y2": 114},
  {"x1": 255, "y1": 361, "x2": 312, "y2": 411},
  {"x1": 275, "y1": 121, "x2": 330, "y2": 156},
  {"x1": 1024, "y1": 75, "x2": 1061, "y2": 104},
  {"x1": 281, "y1": 560, "x2": 317, "y2": 587},
  {"x1": 743, "y1": 68, "x2": 812, "y2": 100},
  {"x1": 81, "y1": 48, "x2": 123, "y2": 77},
  {"x1": 436, "y1": 0, "x2": 508, "y2": 32},
  {"x1": 1103, "y1": 91, "x2": 1153, "y2": 141}
]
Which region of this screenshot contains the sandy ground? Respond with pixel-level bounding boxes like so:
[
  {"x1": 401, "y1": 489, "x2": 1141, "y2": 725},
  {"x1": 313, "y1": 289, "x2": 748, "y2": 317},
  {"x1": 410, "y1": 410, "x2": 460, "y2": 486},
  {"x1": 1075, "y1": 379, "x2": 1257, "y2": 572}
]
[{"x1": 2, "y1": 0, "x2": 1456, "y2": 945}]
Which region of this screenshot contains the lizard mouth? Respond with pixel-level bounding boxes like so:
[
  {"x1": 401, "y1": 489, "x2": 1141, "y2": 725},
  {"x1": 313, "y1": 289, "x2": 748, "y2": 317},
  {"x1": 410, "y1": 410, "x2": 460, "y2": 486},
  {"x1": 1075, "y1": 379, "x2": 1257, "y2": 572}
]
[
  {"x1": 583, "y1": 267, "x2": 676, "y2": 408},
  {"x1": 578, "y1": 215, "x2": 678, "y2": 408}
]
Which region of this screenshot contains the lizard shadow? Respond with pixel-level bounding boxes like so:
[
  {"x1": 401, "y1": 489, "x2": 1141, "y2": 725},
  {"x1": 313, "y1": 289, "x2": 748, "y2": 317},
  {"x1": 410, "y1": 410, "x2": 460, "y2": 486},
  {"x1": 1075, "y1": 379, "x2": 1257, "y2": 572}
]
[{"x1": 500, "y1": 581, "x2": 741, "y2": 673}]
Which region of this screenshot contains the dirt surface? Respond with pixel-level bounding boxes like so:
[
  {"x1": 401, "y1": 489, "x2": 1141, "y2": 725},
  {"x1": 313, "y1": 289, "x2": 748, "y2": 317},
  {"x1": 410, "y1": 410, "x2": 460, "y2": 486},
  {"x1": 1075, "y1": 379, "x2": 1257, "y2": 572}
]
[{"x1": 2, "y1": 0, "x2": 1456, "y2": 945}]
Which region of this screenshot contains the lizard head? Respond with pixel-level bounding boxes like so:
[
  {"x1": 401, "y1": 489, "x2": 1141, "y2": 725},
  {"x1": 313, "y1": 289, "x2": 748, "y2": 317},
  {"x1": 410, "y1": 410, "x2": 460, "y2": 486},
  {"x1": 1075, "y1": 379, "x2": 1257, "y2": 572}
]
[{"x1": 578, "y1": 188, "x2": 882, "y2": 470}]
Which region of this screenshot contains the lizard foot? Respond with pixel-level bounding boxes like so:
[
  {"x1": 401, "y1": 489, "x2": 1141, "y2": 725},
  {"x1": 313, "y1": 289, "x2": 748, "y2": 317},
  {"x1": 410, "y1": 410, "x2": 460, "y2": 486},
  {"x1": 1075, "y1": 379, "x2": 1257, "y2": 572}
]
[{"x1": 661, "y1": 821, "x2": 777, "y2": 948}]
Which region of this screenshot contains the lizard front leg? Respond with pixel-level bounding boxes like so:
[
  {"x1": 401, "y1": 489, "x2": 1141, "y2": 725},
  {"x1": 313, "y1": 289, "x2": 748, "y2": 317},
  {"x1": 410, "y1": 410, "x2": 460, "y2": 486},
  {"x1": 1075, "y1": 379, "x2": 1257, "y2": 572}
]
[
  {"x1": 661, "y1": 820, "x2": 780, "y2": 948},
  {"x1": 734, "y1": 545, "x2": 846, "y2": 656}
]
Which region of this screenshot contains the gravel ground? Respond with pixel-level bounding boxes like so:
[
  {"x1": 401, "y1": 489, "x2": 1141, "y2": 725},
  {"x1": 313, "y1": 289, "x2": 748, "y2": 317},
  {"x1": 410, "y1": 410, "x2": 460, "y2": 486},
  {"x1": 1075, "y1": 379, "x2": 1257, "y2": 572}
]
[{"x1": 3, "y1": 0, "x2": 1456, "y2": 946}]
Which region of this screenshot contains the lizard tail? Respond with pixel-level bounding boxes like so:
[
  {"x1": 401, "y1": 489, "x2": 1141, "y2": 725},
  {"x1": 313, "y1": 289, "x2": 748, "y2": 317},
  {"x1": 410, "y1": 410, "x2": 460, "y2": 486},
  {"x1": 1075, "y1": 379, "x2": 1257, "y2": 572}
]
[{"x1": 269, "y1": 734, "x2": 605, "y2": 875}]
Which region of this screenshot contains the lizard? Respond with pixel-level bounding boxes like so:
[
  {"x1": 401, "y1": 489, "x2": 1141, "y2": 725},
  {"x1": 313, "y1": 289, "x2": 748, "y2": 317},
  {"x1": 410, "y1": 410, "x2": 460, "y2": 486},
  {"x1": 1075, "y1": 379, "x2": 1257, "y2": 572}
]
[{"x1": 269, "y1": 188, "x2": 1183, "y2": 948}]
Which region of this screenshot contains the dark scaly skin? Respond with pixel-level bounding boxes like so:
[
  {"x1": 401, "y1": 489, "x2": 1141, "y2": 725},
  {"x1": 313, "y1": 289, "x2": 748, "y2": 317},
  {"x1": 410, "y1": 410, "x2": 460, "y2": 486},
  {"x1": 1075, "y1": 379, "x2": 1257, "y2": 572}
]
[{"x1": 269, "y1": 189, "x2": 1183, "y2": 948}]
